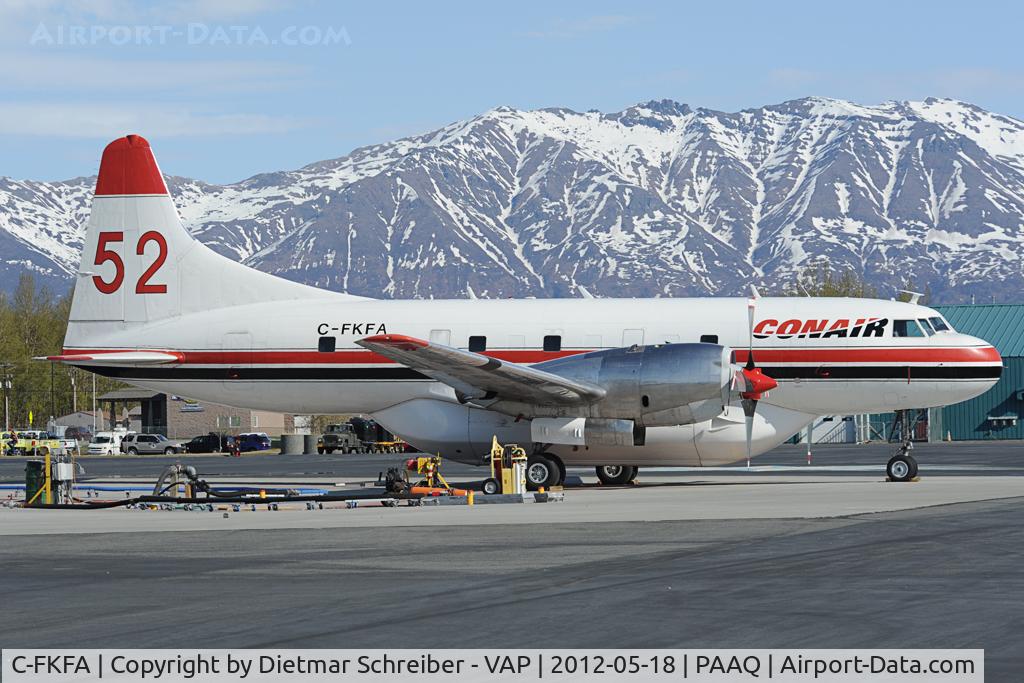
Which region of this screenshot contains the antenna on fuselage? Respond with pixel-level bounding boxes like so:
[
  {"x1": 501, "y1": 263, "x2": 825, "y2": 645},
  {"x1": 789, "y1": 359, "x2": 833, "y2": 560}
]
[{"x1": 898, "y1": 289, "x2": 922, "y2": 305}]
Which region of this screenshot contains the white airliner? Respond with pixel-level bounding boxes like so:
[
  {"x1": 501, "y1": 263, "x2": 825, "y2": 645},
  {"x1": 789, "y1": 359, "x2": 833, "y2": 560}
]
[{"x1": 49, "y1": 135, "x2": 1002, "y2": 488}]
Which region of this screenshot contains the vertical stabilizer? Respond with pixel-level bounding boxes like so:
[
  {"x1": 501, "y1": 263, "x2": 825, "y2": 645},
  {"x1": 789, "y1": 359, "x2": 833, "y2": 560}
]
[{"x1": 66, "y1": 135, "x2": 339, "y2": 348}]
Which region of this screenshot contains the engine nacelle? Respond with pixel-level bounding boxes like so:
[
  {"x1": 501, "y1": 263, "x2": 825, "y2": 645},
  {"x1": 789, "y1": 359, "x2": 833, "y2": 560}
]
[{"x1": 496, "y1": 343, "x2": 732, "y2": 427}]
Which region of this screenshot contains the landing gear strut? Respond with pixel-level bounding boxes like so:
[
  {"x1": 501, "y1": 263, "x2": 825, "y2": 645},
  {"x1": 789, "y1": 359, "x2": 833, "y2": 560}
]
[{"x1": 886, "y1": 409, "x2": 919, "y2": 483}]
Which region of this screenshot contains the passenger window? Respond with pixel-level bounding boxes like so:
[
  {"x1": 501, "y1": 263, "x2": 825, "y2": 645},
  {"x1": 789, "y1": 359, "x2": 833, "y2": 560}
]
[
  {"x1": 893, "y1": 320, "x2": 926, "y2": 337},
  {"x1": 929, "y1": 317, "x2": 951, "y2": 332},
  {"x1": 700, "y1": 334, "x2": 719, "y2": 344},
  {"x1": 543, "y1": 335, "x2": 562, "y2": 352},
  {"x1": 318, "y1": 336, "x2": 336, "y2": 353},
  {"x1": 468, "y1": 335, "x2": 486, "y2": 352}
]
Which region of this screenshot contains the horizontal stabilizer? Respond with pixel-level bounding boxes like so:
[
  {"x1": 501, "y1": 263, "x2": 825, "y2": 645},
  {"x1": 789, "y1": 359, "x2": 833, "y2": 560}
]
[{"x1": 41, "y1": 350, "x2": 183, "y2": 365}]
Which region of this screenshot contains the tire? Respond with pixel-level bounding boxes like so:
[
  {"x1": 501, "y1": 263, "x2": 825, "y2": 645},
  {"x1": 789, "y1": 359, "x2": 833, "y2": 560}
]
[
  {"x1": 127, "y1": 447, "x2": 139, "y2": 455},
  {"x1": 907, "y1": 455, "x2": 919, "y2": 478},
  {"x1": 596, "y1": 465, "x2": 637, "y2": 486},
  {"x1": 887, "y1": 454, "x2": 915, "y2": 482},
  {"x1": 164, "y1": 447, "x2": 176, "y2": 455},
  {"x1": 482, "y1": 477, "x2": 501, "y2": 495},
  {"x1": 325, "y1": 448, "x2": 334, "y2": 455},
  {"x1": 526, "y1": 453, "x2": 560, "y2": 491},
  {"x1": 317, "y1": 447, "x2": 324, "y2": 454}
]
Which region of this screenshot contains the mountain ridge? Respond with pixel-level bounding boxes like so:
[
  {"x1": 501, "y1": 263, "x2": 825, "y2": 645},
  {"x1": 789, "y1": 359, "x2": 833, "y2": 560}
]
[{"x1": 2, "y1": 96, "x2": 1023, "y2": 303}]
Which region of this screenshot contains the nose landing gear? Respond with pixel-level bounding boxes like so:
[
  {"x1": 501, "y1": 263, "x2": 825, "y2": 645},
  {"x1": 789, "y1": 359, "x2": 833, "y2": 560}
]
[
  {"x1": 886, "y1": 451, "x2": 918, "y2": 482},
  {"x1": 886, "y1": 409, "x2": 920, "y2": 483}
]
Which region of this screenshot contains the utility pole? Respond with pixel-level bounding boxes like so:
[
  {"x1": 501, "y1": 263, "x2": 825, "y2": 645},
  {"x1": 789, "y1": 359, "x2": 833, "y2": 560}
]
[
  {"x1": 92, "y1": 373, "x2": 97, "y2": 433},
  {"x1": 50, "y1": 362, "x2": 55, "y2": 428},
  {"x1": 68, "y1": 367, "x2": 77, "y2": 413},
  {"x1": 1, "y1": 363, "x2": 12, "y2": 432}
]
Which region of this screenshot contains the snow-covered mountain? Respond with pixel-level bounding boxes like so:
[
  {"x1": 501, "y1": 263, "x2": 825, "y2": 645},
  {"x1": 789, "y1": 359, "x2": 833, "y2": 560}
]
[{"x1": 3, "y1": 96, "x2": 1024, "y2": 302}]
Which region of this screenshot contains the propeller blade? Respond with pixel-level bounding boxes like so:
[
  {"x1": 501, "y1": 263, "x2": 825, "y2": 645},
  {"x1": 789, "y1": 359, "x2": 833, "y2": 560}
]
[
  {"x1": 733, "y1": 295, "x2": 775, "y2": 468},
  {"x1": 746, "y1": 297, "x2": 756, "y2": 370},
  {"x1": 742, "y1": 397, "x2": 756, "y2": 467}
]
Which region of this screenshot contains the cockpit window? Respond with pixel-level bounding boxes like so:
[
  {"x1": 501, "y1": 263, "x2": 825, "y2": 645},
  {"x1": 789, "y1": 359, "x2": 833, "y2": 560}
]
[
  {"x1": 893, "y1": 319, "x2": 927, "y2": 337},
  {"x1": 929, "y1": 316, "x2": 951, "y2": 332},
  {"x1": 917, "y1": 318, "x2": 935, "y2": 335}
]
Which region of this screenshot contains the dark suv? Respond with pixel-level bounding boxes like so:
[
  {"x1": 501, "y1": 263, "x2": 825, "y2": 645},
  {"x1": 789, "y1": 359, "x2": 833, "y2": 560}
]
[
  {"x1": 184, "y1": 432, "x2": 236, "y2": 454},
  {"x1": 237, "y1": 433, "x2": 271, "y2": 452}
]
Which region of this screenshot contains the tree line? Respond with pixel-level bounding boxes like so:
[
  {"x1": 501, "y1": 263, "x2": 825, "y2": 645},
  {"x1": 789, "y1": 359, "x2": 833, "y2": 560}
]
[{"x1": 0, "y1": 273, "x2": 125, "y2": 430}]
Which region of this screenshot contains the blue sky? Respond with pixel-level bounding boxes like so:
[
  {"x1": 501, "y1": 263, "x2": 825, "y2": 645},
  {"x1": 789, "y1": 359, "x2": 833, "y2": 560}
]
[{"x1": 2, "y1": 0, "x2": 1023, "y2": 183}]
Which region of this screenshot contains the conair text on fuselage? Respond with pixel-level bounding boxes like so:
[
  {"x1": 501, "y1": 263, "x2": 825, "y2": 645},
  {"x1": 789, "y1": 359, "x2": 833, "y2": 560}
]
[{"x1": 754, "y1": 318, "x2": 887, "y2": 339}]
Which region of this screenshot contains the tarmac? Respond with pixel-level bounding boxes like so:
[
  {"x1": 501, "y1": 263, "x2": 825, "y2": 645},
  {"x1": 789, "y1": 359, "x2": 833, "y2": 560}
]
[{"x1": 0, "y1": 442, "x2": 1021, "y2": 677}]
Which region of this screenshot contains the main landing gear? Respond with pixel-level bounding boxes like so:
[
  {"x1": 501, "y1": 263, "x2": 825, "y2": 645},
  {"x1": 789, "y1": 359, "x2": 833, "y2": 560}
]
[
  {"x1": 595, "y1": 465, "x2": 638, "y2": 486},
  {"x1": 525, "y1": 452, "x2": 565, "y2": 491},
  {"x1": 886, "y1": 409, "x2": 920, "y2": 483}
]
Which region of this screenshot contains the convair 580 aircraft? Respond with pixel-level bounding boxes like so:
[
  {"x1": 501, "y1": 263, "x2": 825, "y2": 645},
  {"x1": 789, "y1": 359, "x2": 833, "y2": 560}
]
[{"x1": 50, "y1": 136, "x2": 1002, "y2": 488}]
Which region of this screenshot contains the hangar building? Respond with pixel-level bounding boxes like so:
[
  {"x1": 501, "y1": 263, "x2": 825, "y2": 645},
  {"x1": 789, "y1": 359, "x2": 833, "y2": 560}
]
[{"x1": 933, "y1": 304, "x2": 1024, "y2": 440}]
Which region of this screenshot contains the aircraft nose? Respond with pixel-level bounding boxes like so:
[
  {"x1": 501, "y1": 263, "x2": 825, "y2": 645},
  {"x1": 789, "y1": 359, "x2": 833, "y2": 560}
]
[{"x1": 952, "y1": 334, "x2": 1002, "y2": 399}]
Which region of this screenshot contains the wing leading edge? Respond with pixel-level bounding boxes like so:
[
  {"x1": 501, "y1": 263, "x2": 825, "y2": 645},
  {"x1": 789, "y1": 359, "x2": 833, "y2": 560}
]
[{"x1": 356, "y1": 334, "x2": 605, "y2": 406}]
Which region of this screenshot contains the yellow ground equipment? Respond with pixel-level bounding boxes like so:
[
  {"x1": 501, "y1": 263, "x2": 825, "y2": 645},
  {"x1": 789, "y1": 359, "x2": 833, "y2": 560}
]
[
  {"x1": 24, "y1": 448, "x2": 76, "y2": 506},
  {"x1": 371, "y1": 439, "x2": 407, "y2": 454},
  {"x1": 482, "y1": 437, "x2": 527, "y2": 495},
  {"x1": 3, "y1": 430, "x2": 62, "y2": 457},
  {"x1": 390, "y1": 455, "x2": 470, "y2": 498},
  {"x1": 405, "y1": 455, "x2": 451, "y2": 489}
]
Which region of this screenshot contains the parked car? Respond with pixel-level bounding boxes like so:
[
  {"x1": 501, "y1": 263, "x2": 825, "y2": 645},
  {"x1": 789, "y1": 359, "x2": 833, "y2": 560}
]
[
  {"x1": 120, "y1": 433, "x2": 185, "y2": 455},
  {"x1": 88, "y1": 431, "x2": 126, "y2": 455},
  {"x1": 237, "y1": 433, "x2": 271, "y2": 452},
  {"x1": 184, "y1": 432, "x2": 236, "y2": 454},
  {"x1": 64, "y1": 426, "x2": 93, "y2": 443}
]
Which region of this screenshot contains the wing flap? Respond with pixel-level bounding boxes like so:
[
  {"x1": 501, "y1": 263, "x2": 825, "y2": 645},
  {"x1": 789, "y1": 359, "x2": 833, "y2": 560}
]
[{"x1": 356, "y1": 334, "x2": 605, "y2": 405}]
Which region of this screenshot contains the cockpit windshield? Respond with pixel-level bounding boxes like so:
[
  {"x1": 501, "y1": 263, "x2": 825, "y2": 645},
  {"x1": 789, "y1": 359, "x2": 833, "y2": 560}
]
[
  {"x1": 918, "y1": 318, "x2": 935, "y2": 335},
  {"x1": 893, "y1": 319, "x2": 927, "y2": 337},
  {"x1": 929, "y1": 316, "x2": 951, "y2": 332}
]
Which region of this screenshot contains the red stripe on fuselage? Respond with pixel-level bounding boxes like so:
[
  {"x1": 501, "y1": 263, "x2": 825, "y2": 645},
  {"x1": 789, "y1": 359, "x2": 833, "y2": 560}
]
[
  {"x1": 61, "y1": 346, "x2": 1002, "y2": 366},
  {"x1": 734, "y1": 346, "x2": 1001, "y2": 364}
]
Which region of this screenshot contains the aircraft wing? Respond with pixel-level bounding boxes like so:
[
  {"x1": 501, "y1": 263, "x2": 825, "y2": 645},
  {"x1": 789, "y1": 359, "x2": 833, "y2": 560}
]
[{"x1": 356, "y1": 334, "x2": 606, "y2": 406}]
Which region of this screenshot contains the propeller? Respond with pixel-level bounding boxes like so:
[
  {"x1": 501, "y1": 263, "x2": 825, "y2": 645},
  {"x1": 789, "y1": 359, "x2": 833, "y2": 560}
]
[{"x1": 735, "y1": 297, "x2": 778, "y2": 466}]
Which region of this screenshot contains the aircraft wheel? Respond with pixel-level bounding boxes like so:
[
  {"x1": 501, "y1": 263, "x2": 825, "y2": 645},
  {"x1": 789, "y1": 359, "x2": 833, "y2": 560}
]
[
  {"x1": 526, "y1": 454, "x2": 560, "y2": 491},
  {"x1": 887, "y1": 454, "x2": 915, "y2": 482},
  {"x1": 481, "y1": 477, "x2": 500, "y2": 495},
  {"x1": 907, "y1": 455, "x2": 919, "y2": 478},
  {"x1": 596, "y1": 465, "x2": 637, "y2": 486}
]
